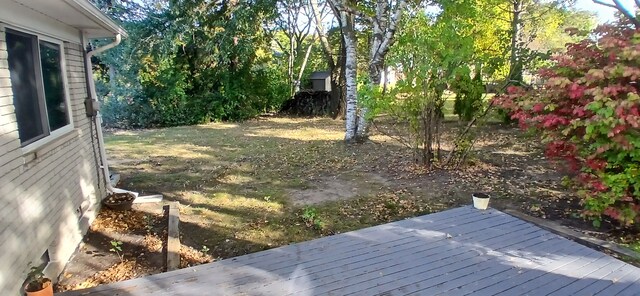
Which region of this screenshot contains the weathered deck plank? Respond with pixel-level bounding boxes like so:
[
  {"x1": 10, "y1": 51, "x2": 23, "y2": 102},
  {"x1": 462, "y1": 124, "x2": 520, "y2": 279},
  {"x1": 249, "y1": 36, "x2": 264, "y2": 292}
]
[{"x1": 58, "y1": 206, "x2": 640, "y2": 296}]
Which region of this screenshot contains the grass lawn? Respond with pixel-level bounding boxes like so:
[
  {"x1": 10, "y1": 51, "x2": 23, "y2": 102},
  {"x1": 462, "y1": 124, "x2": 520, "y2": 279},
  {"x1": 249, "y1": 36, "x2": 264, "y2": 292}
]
[
  {"x1": 106, "y1": 118, "x2": 442, "y2": 259},
  {"x1": 104, "y1": 114, "x2": 595, "y2": 262}
]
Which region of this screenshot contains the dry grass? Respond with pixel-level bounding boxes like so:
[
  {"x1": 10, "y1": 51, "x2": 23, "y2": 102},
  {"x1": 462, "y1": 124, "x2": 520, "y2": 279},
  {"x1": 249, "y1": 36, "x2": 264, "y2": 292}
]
[
  {"x1": 106, "y1": 117, "x2": 428, "y2": 259},
  {"x1": 104, "y1": 116, "x2": 593, "y2": 261}
]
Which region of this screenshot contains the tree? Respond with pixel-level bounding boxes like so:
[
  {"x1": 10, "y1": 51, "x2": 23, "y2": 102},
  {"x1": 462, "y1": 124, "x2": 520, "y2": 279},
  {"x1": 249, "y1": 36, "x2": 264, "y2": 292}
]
[
  {"x1": 272, "y1": 0, "x2": 316, "y2": 98},
  {"x1": 500, "y1": 0, "x2": 568, "y2": 85},
  {"x1": 526, "y1": 7, "x2": 596, "y2": 54},
  {"x1": 330, "y1": 0, "x2": 407, "y2": 142},
  {"x1": 310, "y1": 0, "x2": 347, "y2": 118},
  {"x1": 359, "y1": 0, "x2": 407, "y2": 140},
  {"x1": 366, "y1": 1, "x2": 478, "y2": 168},
  {"x1": 477, "y1": 0, "x2": 594, "y2": 88},
  {"x1": 92, "y1": 0, "x2": 289, "y2": 127},
  {"x1": 330, "y1": 0, "x2": 359, "y2": 141}
]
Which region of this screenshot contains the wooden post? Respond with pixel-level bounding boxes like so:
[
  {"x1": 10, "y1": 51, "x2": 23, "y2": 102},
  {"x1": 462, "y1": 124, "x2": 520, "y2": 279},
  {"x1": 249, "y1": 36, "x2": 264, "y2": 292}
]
[{"x1": 164, "y1": 202, "x2": 180, "y2": 271}]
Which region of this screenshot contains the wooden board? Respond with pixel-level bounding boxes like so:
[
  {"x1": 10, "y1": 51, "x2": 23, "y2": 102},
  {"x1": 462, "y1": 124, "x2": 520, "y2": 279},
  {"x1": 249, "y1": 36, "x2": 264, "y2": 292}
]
[{"x1": 58, "y1": 206, "x2": 640, "y2": 296}]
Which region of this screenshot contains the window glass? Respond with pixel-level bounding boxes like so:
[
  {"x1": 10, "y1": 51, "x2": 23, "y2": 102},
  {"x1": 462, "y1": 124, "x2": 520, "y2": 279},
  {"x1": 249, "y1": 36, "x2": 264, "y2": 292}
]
[
  {"x1": 6, "y1": 30, "x2": 45, "y2": 144},
  {"x1": 39, "y1": 41, "x2": 68, "y2": 131}
]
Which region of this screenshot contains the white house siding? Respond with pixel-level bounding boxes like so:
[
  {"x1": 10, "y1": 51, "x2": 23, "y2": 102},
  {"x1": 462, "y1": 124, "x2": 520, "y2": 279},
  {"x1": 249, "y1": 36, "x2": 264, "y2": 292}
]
[{"x1": 0, "y1": 25, "x2": 107, "y2": 294}]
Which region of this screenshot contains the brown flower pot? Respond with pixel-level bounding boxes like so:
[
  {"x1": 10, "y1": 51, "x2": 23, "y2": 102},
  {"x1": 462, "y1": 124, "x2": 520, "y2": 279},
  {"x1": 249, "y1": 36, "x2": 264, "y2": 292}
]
[
  {"x1": 103, "y1": 192, "x2": 136, "y2": 211},
  {"x1": 25, "y1": 279, "x2": 53, "y2": 296}
]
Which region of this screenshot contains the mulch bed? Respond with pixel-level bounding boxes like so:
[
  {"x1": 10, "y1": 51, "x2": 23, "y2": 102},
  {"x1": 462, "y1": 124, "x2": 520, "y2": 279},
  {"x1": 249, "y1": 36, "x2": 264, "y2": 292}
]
[{"x1": 55, "y1": 203, "x2": 213, "y2": 292}]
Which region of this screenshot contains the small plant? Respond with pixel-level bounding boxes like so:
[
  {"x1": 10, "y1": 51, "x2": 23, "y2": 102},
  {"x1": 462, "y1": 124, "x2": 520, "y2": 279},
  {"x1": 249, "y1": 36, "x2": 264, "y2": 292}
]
[
  {"x1": 301, "y1": 206, "x2": 317, "y2": 224},
  {"x1": 144, "y1": 214, "x2": 154, "y2": 232},
  {"x1": 109, "y1": 240, "x2": 124, "y2": 262},
  {"x1": 24, "y1": 263, "x2": 51, "y2": 293},
  {"x1": 200, "y1": 245, "x2": 210, "y2": 255},
  {"x1": 301, "y1": 207, "x2": 325, "y2": 231}
]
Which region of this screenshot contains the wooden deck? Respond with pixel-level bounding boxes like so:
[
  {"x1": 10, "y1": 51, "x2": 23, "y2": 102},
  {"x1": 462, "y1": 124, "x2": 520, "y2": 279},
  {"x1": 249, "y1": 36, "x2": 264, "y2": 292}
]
[{"x1": 59, "y1": 206, "x2": 640, "y2": 296}]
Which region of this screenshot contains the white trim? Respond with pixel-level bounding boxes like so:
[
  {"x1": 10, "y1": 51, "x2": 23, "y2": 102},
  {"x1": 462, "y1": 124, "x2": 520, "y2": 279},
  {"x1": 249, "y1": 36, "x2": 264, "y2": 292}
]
[
  {"x1": 38, "y1": 35, "x2": 75, "y2": 135},
  {"x1": 21, "y1": 125, "x2": 75, "y2": 155},
  {"x1": 3, "y1": 25, "x2": 76, "y2": 155},
  {"x1": 0, "y1": 2, "x2": 81, "y2": 43},
  {"x1": 65, "y1": 0, "x2": 128, "y2": 38}
]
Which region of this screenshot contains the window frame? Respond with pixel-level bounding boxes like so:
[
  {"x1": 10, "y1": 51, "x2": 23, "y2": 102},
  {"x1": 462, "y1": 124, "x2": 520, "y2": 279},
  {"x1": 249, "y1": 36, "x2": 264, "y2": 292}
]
[{"x1": 3, "y1": 24, "x2": 74, "y2": 154}]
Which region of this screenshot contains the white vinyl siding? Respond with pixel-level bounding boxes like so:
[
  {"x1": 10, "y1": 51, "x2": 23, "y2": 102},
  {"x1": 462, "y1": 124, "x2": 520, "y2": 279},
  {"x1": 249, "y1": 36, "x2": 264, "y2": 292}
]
[{"x1": 0, "y1": 25, "x2": 107, "y2": 295}]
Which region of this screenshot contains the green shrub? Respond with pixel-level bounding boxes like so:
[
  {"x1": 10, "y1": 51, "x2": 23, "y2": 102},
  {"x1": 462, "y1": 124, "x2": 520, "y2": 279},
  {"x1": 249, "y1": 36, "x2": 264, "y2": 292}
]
[{"x1": 453, "y1": 70, "x2": 485, "y2": 121}]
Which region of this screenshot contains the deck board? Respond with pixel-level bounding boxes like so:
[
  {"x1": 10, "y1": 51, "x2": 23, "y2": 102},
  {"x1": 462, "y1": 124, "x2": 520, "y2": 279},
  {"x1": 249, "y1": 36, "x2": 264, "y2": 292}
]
[{"x1": 58, "y1": 206, "x2": 640, "y2": 296}]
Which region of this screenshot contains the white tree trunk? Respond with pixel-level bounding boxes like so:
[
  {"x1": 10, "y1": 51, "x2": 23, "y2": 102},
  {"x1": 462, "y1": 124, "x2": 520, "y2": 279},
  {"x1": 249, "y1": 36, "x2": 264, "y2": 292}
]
[
  {"x1": 356, "y1": 0, "x2": 406, "y2": 140},
  {"x1": 341, "y1": 10, "x2": 358, "y2": 142},
  {"x1": 333, "y1": 0, "x2": 405, "y2": 142},
  {"x1": 508, "y1": 0, "x2": 523, "y2": 84}
]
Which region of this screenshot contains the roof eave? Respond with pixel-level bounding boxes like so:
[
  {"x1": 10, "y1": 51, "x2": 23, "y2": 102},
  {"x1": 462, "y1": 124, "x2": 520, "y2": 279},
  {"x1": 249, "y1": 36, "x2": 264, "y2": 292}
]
[{"x1": 66, "y1": 0, "x2": 128, "y2": 38}]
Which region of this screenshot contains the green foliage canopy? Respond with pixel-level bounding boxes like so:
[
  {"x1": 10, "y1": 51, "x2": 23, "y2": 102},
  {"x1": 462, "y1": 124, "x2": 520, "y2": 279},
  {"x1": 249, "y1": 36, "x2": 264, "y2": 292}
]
[{"x1": 95, "y1": 0, "x2": 289, "y2": 127}]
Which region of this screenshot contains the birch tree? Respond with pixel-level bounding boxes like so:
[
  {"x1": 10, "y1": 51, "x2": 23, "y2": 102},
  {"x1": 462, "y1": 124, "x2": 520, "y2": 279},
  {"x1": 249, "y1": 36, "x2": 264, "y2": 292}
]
[
  {"x1": 330, "y1": 0, "x2": 407, "y2": 142},
  {"x1": 358, "y1": 0, "x2": 407, "y2": 140},
  {"x1": 332, "y1": 1, "x2": 359, "y2": 141}
]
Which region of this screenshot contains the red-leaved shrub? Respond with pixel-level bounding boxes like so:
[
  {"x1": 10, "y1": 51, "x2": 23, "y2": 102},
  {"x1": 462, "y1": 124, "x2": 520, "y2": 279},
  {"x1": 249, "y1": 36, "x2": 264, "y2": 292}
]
[{"x1": 494, "y1": 22, "x2": 640, "y2": 227}]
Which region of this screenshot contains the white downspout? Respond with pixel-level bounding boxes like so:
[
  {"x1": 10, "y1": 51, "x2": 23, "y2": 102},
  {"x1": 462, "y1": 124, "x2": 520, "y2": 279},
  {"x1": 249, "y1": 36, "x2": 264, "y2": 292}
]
[
  {"x1": 82, "y1": 32, "x2": 136, "y2": 197},
  {"x1": 82, "y1": 32, "x2": 161, "y2": 202}
]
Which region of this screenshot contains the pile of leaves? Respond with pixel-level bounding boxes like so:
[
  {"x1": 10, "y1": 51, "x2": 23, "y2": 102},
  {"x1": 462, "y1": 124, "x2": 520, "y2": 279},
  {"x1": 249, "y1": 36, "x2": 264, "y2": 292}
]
[
  {"x1": 56, "y1": 208, "x2": 166, "y2": 292},
  {"x1": 494, "y1": 22, "x2": 640, "y2": 227},
  {"x1": 62, "y1": 260, "x2": 153, "y2": 290},
  {"x1": 180, "y1": 245, "x2": 214, "y2": 268},
  {"x1": 90, "y1": 209, "x2": 160, "y2": 233}
]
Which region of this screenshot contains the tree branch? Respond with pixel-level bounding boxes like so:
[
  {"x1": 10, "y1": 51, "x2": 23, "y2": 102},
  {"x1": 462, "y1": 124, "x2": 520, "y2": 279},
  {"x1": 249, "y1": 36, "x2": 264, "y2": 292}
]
[
  {"x1": 311, "y1": 0, "x2": 336, "y2": 69},
  {"x1": 592, "y1": 0, "x2": 617, "y2": 9},
  {"x1": 612, "y1": 0, "x2": 640, "y2": 28},
  {"x1": 371, "y1": 0, "x2": 406, "y2": 65},
  {"x1": 592, "y1": 0, "x2": 640, "y2": 28},
  {"x1": 270, "y1": 31, "x2": 288, "y2": 53},
  {"x1": 330, "y1": 0, "x2": 376, "y2": 24}
]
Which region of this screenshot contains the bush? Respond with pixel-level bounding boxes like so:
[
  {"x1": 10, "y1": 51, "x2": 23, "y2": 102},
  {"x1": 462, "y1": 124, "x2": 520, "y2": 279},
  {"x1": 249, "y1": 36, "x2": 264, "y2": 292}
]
[
  {"x1": 453, "y1": 70, "x2": 484, "y2": 121},
  {"x1": 494, "y1": 23, "x2": 640, "y2": 227},
  {"x1": 100, "y1": 58, "x2": 288, "y2": 128}
]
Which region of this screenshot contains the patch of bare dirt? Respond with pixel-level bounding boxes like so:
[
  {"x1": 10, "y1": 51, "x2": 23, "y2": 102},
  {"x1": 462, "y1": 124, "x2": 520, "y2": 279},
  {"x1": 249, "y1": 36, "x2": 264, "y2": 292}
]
[{"x1": 288, "y1": 173, "x2": 391, "y2": 205}]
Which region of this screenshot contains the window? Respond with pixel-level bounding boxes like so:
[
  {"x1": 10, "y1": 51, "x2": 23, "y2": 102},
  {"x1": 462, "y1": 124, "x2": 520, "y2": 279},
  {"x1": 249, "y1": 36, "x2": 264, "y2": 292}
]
[{"x1": 6, "y1": 28, "x2": 71, "y2": 147}]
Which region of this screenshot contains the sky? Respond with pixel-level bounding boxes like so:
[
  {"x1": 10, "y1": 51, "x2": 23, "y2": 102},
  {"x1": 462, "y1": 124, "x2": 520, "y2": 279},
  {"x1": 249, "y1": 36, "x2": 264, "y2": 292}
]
[{"x1": 574, "y1": 0, "x2": 637, "y2": 23}]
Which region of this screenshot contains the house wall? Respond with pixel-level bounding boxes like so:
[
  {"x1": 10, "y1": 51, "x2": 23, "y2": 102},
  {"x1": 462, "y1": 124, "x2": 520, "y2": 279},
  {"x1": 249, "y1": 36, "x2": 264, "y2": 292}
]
[{"x1": 0, "y1": 25, "x2": 107, "y2": 294}]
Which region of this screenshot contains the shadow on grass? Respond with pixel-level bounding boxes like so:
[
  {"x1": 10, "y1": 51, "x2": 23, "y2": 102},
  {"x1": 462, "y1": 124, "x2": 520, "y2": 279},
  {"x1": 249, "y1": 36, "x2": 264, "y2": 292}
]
[{"x1": 99, "y1": 117, "x2": 619, "y2": 286}]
